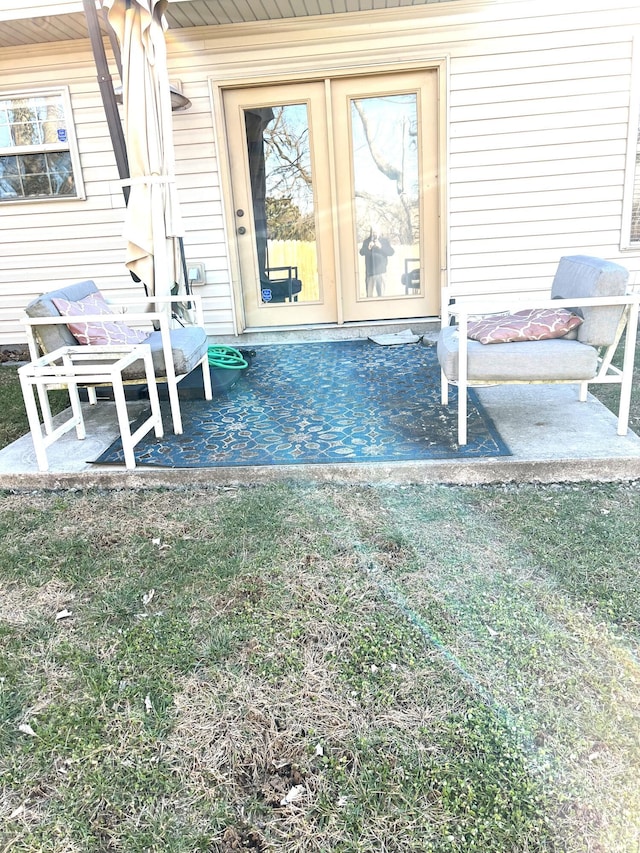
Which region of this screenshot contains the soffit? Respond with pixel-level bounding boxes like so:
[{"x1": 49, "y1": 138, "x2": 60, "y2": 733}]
[{"x1": 0, "y1": 0, "x2": 457, "y2": 49}]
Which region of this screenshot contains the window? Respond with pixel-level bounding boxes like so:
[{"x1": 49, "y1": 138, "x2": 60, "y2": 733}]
[
  {"x1": 0, "y1": 88, "x2": 84, "y2": 202},
  {"x1": 622, "y1": 36, "x2": 640, "y2": 249},
  {"x1": 630, "y1": 124, "x2": 640, "y2": 244}
]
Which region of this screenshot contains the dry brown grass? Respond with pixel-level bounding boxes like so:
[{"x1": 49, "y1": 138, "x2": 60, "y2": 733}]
[{"x1": 1, "y1": 483, "x2": 639, "y2": 851}]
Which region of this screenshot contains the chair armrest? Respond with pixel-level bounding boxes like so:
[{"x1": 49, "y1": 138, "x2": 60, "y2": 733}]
[
  {"x1": 267, "y1": 266, "x2": 298, "y2": 278},
  {"x1": 449, "y1": 292, "x2": 640, "y2": 320},
  {"x1": 450, "y1": 293, "x2": 640, "y2": 353},
  {"x1": 450, "y1": 291, "x2": 640, "y2": 384},
  {"x1": 23, "y1": 311, "x2": 168, "y2": 330}
]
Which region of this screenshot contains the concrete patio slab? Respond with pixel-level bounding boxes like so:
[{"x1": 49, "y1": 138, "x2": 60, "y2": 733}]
[{"x1": 0, "y1": 382, "x2": 638, "y2": 489}]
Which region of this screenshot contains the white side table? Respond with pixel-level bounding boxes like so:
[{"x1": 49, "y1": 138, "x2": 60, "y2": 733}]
[{"x1": 18, "y1": 344, "x2": 164, "y2": 471}]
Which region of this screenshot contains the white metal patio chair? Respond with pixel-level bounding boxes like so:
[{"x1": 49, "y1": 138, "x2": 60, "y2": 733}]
[
  {"x1": 437, "y1": 255, "x2": 639, "y2": 445},
  {"x1": 23, "y1": 280, "x2": 213, "y2": 436}
]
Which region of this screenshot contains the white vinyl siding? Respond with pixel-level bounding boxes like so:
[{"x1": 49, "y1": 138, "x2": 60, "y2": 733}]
[
  {"x1": 448, "y1": 37, "x2": 636, "y2": 296},
  {"x1": 0, "y1": 43, "x2": 129, "y2": 344},
  {"x1": 195, "y1": 0, "x2": 640, "y2": 302},
  {"x1": 0, "y1": 44, "x2": 235, "y2": 343},
  {"x1": 0, "y1": 0, "x2": 639, "y2": 345}
]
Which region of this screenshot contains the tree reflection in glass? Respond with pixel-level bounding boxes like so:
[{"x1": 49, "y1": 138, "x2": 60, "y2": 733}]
[
  {"x1": 245, "y1": 103, "x2": 319, "y2": 304},
  {"x1": 351, "y1": 94, "x2": 420, "y2": 299}
]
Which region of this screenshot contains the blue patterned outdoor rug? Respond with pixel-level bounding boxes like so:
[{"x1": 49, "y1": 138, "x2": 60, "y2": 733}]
[{"x1": 94, "y1": 340, "x2": 510, "y2": 468}]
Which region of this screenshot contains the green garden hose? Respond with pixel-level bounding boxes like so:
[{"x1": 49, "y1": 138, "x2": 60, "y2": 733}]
[{"x1": 207, "y1": 345, "x2": 248, "y2": 369}]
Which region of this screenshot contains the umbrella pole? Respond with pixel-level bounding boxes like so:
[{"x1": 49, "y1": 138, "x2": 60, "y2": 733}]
[
  {"x1": 83, "y1": 0, "x2": 130, "y2": 203},
  {"x1": 179, "y1": 236, "x2": 191, "y2": 296}
]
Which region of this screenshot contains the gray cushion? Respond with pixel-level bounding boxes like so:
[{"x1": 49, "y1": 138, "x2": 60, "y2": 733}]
[
  {"x1": 122, "y1": 326, "x2": 208, "y2": 380},
  {"x1": 437, "y1": 326, "x2": 599, "y2": 382},
  {"x1": 25, "y1": 280, "x2": 99, "y2": 352},
  {"x1": 551, "y1": 255, "x2": 628, "y2": 346}
]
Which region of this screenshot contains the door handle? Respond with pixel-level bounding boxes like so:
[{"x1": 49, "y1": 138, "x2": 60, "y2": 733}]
[{"x1": 237, "y1": 226, "x2": 247, "y2": 235}]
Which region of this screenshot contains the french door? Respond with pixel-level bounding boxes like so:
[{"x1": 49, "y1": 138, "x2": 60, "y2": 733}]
[{"x1": 223, "y1": 70, "x2": 440, "y2": 329}]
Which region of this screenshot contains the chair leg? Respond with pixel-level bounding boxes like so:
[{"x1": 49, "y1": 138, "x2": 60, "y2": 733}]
[
  {"x1": 456, "y1": 321, "x2": 469, "y2": 446},
  {"x1": 142, "y1": 350, "x2": 164, "y2": 439},
  {"x1": 440, "y1": 368, "x2": 449, "y2": 405},
  {"x1": 201, "y1": 355, "x2": 213, "y2": 401},
  {"x1": 458, "y1": 383, "x2": 468, "y2": 446},
  {"x1": 166, "y1": 381, "x2": 184, "y2": 434},
  {"x1": 617, "y1": 300, "x2": 638, "y2": 435},
  {"x1": 67, "y1": 381, "x2": 86, "y2": 440}
]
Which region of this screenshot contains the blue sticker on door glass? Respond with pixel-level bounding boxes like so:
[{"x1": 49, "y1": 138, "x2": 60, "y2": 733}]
[
  {"x1": 261, "y1": 289, "x2": 272, "y2": 303},
  {"x1": 57, "y1": 128, "x2": 68, "y2": 142}
]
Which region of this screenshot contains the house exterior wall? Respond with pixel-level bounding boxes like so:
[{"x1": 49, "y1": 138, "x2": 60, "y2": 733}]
[{"x1": 0, "y1": 0, "x2": 639, "y2": 345}]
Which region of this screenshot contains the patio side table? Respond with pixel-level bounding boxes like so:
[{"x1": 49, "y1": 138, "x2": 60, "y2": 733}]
[{"x1": 18, "y1": 344, "x2": 164, "y2": 471}]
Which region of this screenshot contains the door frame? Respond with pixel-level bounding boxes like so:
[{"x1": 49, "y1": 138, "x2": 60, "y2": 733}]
[
  {"x1": 331, "y1": 70, "x2": 440, "y2": 323},
  {"x1": 222, "y1": 82, "x2": 339, "y2": 328},
  {"x1": 210, "y1": 58, "x2": 449, "y2": 334}
]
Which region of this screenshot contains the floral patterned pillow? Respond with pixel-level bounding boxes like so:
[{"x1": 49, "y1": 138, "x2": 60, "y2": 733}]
[
  {"x1": 467, "y1": 308, "x2": 583, "y2": 345},
  {"x1": 52, "y1": 293, "x2": 149, "y2": 346}
]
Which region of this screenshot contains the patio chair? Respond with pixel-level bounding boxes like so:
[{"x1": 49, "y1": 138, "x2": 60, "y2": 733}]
[
  {"x1": 437, "y1": 255, "x2": 639, "y2": 445},
  {"x1": 263, "y1": 265, "x2": 302, "y2": 303},
  {"x1": 401, "y1": 258, "x2": 421, "y2": 294},
  {"x1": 23, "y1": 280, "x2": 213, "y2": 435}
]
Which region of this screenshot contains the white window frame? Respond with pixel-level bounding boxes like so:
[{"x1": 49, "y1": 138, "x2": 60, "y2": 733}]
[
  {"x1": 0, "y1": 86, "x2": 85, "y2": 204},
  {"x1": 621, "y1": 35, "x2": 640, "y2": 250}
]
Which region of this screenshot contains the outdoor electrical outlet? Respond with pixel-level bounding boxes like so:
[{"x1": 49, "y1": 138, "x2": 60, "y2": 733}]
[{"x1": 188, "y1": 263, "x2": 205, "y2": 285}]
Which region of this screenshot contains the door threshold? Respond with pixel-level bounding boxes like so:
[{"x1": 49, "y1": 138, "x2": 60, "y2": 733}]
[{"x1": 213, "y1": 318, "x2": 440, "y2": 347}]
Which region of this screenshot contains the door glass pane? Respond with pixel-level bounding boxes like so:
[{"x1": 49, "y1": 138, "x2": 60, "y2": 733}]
[
  {"x1": 244, "y1": 103, "x2": 319, "y2": 305},
  {"x1": 351, "y1": 94, "x2": 420, "y2": 299}
]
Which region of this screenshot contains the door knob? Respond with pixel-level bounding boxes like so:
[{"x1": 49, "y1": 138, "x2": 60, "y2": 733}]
[{"x1": 237, "y1": 226, "x2": 247, "y2": 235}]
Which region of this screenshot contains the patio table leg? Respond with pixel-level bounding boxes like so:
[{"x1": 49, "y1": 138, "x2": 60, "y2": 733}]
[
  {"x1": 111, "y1": 346, "x2": 165, "y2": 469},
  {"x1": 19, "y1": 375, "x2": 50, "y2": 472},
  {"x1": 62, "y1": 352, "x2": 86, "y2": 441},
  {"x1": 111, "y1": 374, "x2": 137, "y2": 469},
  {"x1": 18, "y1": 372, "x2": 85, "y2": 472},
  {"x1": 66, "y1": 380, "x2": 87, "y2": 441},
  {"x1": 36, "y1": 381, "x2": 54, "y2": 435}
]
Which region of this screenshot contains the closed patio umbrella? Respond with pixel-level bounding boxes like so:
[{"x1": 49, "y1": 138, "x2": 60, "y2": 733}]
[{"x1": 102, "y1": 0, "x2": 183, "y2": 298}]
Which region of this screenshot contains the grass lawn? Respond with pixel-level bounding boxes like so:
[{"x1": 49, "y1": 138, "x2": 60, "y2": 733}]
[{"x1": 0, "y1": 333, "x2": 639, "y2": 852}]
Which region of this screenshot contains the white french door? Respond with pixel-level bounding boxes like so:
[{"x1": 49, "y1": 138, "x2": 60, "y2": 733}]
[{"x1": 223, "y1": 69, "x2": 440, "y2": 329}]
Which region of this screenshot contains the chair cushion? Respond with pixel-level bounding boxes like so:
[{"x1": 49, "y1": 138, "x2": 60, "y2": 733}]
[
  {"x1": 121, "y1": 325, "x2": 208, "y2": 380},
  {"x1": 25, "y1": 280, "x2": 100, "y2": 352},
  {"x1": 551, "y1": 255, "x2": 628, "y2": 346},
  {"x1": 51, "y1": 293, "x2": 150, "y2": 347},
  {"x1": 437, "y1": 326, "x2": 599, "y2": 382},
  {"x1": 467, "y1": 308, "x2": 582, "y2": 344}
]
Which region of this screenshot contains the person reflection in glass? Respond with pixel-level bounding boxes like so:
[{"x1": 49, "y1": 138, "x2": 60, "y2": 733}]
[{"x1": 359, "y1": 225, "x2": 394, "y2": 297}]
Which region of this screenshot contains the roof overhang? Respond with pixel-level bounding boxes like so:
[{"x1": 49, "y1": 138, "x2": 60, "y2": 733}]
[{"x1": 0, "y1": 0, "x2": 454, "y2": 49}]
